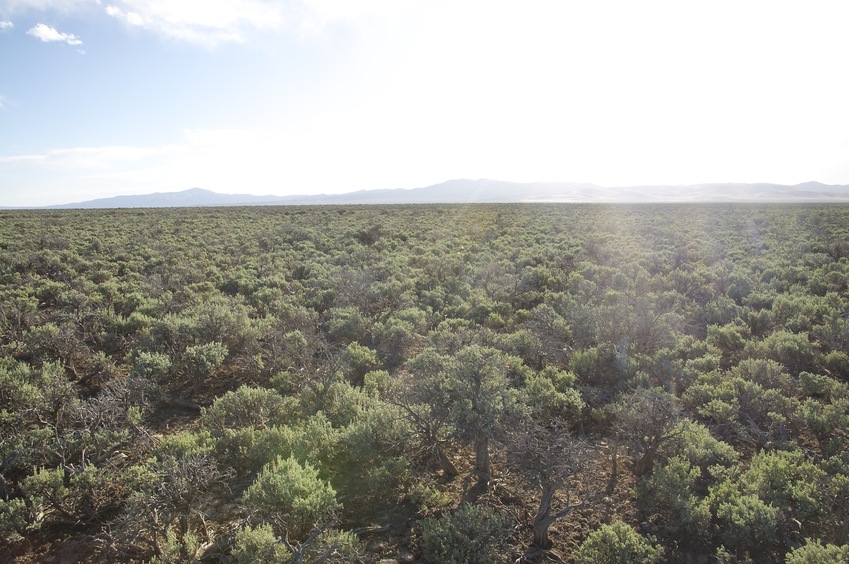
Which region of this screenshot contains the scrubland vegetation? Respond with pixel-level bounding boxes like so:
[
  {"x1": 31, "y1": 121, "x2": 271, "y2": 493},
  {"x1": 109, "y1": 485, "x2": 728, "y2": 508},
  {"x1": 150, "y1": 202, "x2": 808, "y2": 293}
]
[{"x1": 1, "y1": 203, "x2": 848, "y2": 563}]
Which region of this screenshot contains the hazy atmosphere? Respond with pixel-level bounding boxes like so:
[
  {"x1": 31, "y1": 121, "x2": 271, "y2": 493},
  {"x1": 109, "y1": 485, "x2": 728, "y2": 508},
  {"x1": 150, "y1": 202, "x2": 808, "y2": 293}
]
[{"x1": 2, "y1": 1, "x2": 849, "y2": 207}]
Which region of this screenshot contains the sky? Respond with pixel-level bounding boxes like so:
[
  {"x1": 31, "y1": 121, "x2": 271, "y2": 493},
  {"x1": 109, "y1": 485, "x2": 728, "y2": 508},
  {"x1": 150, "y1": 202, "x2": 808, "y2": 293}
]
[{"x1": 1, "y1": 1, "x2": 849, "y2": 207}]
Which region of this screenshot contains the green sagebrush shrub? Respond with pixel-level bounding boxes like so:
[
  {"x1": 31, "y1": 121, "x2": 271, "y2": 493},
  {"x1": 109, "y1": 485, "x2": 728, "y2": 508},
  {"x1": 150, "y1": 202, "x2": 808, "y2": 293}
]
[
  {"x1": 635, "y1": 456, "x2": 711, "y2": 544},
  {"x1": 201, "y1": 385, "x2": 295, "y2": 432},
  {"x1": 0, "y1": 498, "x2": 30, "y2": 543},
  {"x1": 420, "y1": 503, "x2": 513, "y2": 564},
  {"x1": 785, "y1": 540, "x2": 849, "y2": 563},
  {"x1": 236, "y1": 456, "x2": 359, "y2": 563},
  {"x1": 129, "y1": 350, "x2": 172, "y2": 381},
  {"x1": 706, "y1": 480, "x2": 778, "y2": 552},
  {"x1": 180, "y1": 341, "x2": 228, "y2": 377},
  {"x1": 573, "y1": 521, "x2": 663, "y2": 564},
  {"x1": 232, "y1": 523, "x2": 358, "y2": 564},
  {"x1": 232, "y1": 523, "x2": 290, "y2": 563},
  {"x1": 244, "y1": 455, "x2": 339, "y2": 542}
]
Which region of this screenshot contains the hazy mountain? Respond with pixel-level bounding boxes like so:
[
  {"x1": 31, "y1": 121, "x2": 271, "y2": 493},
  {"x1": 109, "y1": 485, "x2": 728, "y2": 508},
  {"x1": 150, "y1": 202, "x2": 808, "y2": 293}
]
[
  {"x1": 42, "y1": 180, "x2": 849, "y2": 208},
  {"x1": 48, "y1": 187, "x2": 288, "y2": 209}
]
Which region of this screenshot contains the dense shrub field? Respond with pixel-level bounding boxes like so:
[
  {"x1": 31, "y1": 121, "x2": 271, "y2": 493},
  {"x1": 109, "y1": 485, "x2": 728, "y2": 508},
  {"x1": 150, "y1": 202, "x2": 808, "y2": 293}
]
[{"x1": 1, "y1": 203, "x2": 848, "y2": 562}]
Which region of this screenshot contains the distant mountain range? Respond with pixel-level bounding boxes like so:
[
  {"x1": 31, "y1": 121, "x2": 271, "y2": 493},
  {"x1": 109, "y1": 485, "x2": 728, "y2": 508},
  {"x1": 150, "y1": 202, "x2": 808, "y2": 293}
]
[{"x1": 41, "y1": 179, "x2": 849, "y2": 208}]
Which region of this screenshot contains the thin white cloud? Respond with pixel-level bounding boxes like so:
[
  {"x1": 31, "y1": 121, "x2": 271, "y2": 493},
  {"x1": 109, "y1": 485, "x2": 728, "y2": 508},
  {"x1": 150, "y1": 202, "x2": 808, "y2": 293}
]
[
  {"x1": 0, "y1": 154, "x2": 45, "y2": 164},
  {"x1": 5, "y1": 0, "x2": 402, "y2": 46},
  {"x1": 26, "y1": 22, "x2": 82, "y2": 44},
  {"x1": 101, "y1": 0, "x2": 413, "y2": 46},
  {"x1": 0, "y1": 145, "x2": 172, "y2": 169},
  {"x1": 104, "y1": 0, "x2": 285, "y2": 45},
  {"x1": 0, "y1": 21, "x2": 14, "y2": 30},
  {"x1": 105, "y1": 5, "x2": 143, "y2": 26},
  {"x1": 1, "y1": 0, "x2": 95, "y2": 10}
]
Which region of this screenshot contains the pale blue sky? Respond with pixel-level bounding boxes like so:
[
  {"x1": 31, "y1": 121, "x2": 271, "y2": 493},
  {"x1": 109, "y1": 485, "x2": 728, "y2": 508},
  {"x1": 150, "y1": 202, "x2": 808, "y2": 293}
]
[{"x1": 2, "y1": 1, "x2": 848, "y2": 207}]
